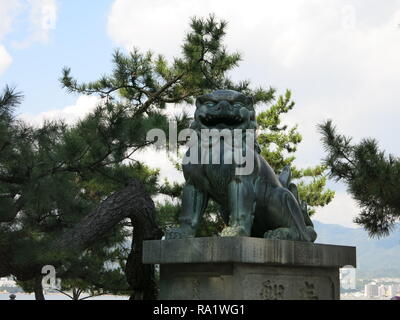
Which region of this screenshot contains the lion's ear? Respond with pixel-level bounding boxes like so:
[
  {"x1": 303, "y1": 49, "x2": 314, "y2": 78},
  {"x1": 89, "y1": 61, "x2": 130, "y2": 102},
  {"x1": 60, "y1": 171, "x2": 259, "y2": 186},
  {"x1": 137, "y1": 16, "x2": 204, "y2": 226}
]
[
  {"x1": 245, "y1": 96, "x2": 254, "y2": 108},
  {"x1": 195, "y1": 96, "x2": 205, "y2": 108}
]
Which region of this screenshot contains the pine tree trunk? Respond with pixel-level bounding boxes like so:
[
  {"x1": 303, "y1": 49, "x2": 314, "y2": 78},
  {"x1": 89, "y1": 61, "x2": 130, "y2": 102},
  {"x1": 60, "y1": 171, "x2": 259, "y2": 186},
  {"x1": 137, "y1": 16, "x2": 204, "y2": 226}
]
[
  {"x1": 73, "y1": 288, "x2": 81, "y2": 300},
  {"x1": 52, "y1": 179, "x2": 163, "y2": 299},
  {"x1": 125, "y1": 215, "x2": 159, "y2": 300},
  {"x1": 52, "y1": 179, "x2": 162, "y2": 251},
  {"x1": 34, "y1": 277, "x2": 45, "y2": 300}
]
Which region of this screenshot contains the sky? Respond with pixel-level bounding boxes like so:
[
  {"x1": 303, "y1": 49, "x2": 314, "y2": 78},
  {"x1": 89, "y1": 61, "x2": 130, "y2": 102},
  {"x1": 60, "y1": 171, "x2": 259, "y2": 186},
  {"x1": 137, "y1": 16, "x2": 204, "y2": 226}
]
[{"x1": 1, "y1": 0, "x2": 400, "y2": 228}]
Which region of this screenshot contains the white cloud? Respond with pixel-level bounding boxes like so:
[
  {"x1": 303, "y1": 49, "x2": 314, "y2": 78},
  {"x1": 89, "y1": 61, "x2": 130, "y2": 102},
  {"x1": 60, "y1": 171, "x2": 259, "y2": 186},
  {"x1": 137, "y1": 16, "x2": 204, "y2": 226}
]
[
  {"x1": 107, "y1": 0, "x2": 400, "y2": 140},
  {"x1": 14, "y1": 0, "x2": 58, "y2": 48},
  {"x1": 0, "y1": 0, "x2": 22, "y2": 75},
  {"x1": 0, "y1": 45, "x2": 12, "y2": 75},
  {"x1": 0, "y1": 0, "x2": 22, "y2": 39},
  {"x1": 0, "y1": 0, "x2": 58, "y2": 73},
  {"x1": 20, "y1": 95, "x2": 101, "y2": 126},
  {"x1": 107, "y1": 0, "x2": 400, "y2": 226}
]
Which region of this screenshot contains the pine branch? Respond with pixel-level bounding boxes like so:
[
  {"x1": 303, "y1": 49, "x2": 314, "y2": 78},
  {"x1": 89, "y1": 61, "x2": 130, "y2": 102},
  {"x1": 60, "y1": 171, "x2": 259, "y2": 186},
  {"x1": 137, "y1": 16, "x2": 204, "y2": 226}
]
[{"x1": 0, "y1": 86, "x2": 23, "y2": 111}]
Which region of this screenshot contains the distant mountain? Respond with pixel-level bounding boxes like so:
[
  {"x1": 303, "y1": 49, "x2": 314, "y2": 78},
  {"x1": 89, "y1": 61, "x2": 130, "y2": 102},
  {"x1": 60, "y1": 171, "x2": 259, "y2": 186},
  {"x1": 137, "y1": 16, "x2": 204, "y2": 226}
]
[{"x1": 313, "y1": 221, "x2": 400, "y2": 278}]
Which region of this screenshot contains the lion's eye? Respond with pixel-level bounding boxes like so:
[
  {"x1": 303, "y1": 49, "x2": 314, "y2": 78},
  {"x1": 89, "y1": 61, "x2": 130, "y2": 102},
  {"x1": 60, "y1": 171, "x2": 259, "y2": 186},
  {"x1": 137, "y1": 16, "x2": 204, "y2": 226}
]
[
  {"x1": 205, "y1": 101, "x2": 215, "y2": 107},
  {"x1": 233, "y1": 102, "x2": 244, "y2": 108}
]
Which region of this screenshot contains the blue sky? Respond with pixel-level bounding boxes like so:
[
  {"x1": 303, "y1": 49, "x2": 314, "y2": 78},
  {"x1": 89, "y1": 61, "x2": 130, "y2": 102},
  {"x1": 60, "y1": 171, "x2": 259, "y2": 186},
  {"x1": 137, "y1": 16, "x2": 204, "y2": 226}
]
[
  {"x1": 1, "y1": 0, "x2": 400, "y2": 228},
  {"x1": 1, "y1": 0, "x2": 115, "y2": 114}
]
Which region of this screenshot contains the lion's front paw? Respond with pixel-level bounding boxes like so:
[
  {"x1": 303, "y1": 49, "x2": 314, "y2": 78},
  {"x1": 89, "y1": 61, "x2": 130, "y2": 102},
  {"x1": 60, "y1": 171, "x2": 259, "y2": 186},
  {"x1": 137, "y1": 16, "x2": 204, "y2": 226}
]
[
  {"x1": 264, "y1": 228, "x2": 293, "y2": 240},
  {"x1": 220, "y1": 226, "x2": 249, "y2": 237}
]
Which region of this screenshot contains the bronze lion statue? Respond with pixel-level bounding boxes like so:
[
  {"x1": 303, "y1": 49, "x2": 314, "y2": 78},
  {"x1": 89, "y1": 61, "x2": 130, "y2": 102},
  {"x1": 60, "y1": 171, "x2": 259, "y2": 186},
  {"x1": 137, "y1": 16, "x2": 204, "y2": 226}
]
[{"x1": 166, "y1": 90, "x2": 317, "y2": 242}]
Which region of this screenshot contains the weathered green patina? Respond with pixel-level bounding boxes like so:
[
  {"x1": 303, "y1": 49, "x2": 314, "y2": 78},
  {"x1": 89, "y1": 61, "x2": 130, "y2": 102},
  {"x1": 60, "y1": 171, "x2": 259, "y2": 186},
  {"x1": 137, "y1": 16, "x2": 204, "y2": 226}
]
[{"x1": 166, "y1": 90, "x2": 317, "y2": 242}]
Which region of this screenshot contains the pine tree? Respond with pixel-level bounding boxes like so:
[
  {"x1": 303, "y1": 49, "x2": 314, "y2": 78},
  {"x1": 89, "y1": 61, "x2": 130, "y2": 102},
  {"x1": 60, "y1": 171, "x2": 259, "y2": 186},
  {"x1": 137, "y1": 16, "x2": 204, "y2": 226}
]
[
  {"x1": 0, "y1": 85, "x2": 159, "y2": 299},
  {"x1": 319, "y1": 120, "x2": 400, "y2": 237}
]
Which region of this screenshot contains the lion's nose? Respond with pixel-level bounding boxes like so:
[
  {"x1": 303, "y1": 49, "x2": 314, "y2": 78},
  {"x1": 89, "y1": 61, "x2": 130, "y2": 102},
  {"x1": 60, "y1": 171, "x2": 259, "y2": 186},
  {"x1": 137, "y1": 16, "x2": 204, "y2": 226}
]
[{"x1": 215, "y1": 100, "x2": 232, "y2": 112}]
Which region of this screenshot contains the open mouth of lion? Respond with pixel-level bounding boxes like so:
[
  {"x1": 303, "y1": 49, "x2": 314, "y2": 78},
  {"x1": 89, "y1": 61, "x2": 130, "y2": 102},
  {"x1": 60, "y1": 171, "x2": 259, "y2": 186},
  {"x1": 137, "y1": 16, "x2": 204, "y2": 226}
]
[{"x1": 199, "y1": 113, "x2": 244, "y2": 128}]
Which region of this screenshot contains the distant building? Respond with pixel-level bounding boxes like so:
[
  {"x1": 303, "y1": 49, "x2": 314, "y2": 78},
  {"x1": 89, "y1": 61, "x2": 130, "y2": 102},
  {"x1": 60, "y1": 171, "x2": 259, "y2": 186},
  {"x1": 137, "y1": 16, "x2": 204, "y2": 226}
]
[
  {"x1": 340, "y1": 266, "x2": 356, "y2": 290},
  {"x1": 378, "y1": 285, "x2": 386, "y2": 297},
  {"x1": 365, "y1": 284, "x2": 379, "y2": 298}
]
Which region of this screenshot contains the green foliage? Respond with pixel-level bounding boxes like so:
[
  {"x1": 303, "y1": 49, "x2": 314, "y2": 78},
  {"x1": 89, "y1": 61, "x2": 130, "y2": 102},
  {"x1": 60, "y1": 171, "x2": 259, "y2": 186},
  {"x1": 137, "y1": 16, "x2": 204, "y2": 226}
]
[
  {"x1": 257, "y1": 90, "x2": 334, "y2": 215},
  {"x1": 61, "y1": 15, "x2": 274, "y2": 113},
  {"x1": 196, "y1": 200, "x2": 226, "y2": 237},
  {"x1": 0, "y1": 91, "x2": 145, "y2": 296},
  {"x1": 56, "y1": 243, "x2": 131, "y2": 299},
  {"x1": 18, "y1": 241, "x2": 131, "y2": 300},
  {"x1": 319, "y1": 120, "x2": 400, "y2": 237},
  {"x1": 0, "y1": 84, "x2": 164, "y2": 297}
]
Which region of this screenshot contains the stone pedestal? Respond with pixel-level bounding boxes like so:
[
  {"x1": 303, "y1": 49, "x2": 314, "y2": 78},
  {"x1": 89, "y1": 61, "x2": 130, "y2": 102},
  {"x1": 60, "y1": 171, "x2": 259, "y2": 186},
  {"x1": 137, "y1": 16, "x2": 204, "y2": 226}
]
[{"x1": 143, "y1": 237, "x2": 356, "y2": 300}]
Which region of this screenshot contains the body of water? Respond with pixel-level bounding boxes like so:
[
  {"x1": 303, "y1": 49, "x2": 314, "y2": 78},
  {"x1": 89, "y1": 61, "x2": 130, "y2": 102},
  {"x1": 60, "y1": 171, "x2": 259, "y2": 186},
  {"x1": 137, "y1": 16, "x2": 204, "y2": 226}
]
[{"x1": 0, "y1": 293, "x2": 129, "y2": 300}]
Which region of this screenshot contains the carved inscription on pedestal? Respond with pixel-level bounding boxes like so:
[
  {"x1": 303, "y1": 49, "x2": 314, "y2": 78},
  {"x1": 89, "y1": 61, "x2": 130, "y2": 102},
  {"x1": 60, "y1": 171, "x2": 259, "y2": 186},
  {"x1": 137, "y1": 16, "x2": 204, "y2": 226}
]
[
  {"x1": 260, "y1": 280, "x2": 285, "y2": 300},
  {"x1": 299, "y1": 281, "x2": 319, "y2": 300},
  {"x1": 243, "y1": 274, "x2": 334, "y2": 300}
]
